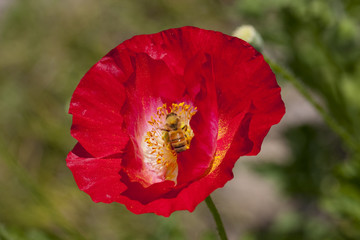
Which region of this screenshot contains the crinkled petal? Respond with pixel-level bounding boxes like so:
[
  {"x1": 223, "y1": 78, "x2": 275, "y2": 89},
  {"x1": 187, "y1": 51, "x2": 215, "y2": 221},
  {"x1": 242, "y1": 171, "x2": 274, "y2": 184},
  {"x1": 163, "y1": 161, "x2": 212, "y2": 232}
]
[
  {"x1": 132, "y1": 53, "x2": 186, "y2": 103},
  {"x1": 176, "y1": 53, "x2": 218, "y2": 184},
  {"x1": 69, "y1": 51, "x2": 133, "y2": 157},
  {"x1": 66, "y1": 143, "x2": 126, "y2": 202}
]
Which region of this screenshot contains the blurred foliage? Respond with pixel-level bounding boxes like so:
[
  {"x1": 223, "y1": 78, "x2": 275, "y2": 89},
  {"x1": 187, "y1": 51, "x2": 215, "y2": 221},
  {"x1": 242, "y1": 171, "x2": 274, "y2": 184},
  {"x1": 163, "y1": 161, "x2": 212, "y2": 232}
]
[
  {"x1": 0, "y1": 0, "x2": 360, "y2": 239},
  {"x1": 239, "y1": 0, "x2": 360, "y2": 239}
]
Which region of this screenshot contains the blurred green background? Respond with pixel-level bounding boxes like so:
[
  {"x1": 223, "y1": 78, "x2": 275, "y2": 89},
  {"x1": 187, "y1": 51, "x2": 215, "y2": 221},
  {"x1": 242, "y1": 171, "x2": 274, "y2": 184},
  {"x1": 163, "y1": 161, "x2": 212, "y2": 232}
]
[{"x1": 0, "y1": 0, "x2": 360, "y2": 239}]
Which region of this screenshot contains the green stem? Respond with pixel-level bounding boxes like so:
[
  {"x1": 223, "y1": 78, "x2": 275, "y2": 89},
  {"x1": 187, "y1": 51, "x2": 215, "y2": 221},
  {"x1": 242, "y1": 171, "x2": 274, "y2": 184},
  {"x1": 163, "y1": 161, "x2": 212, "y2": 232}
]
[
  {"x1": 205, "y1": 196, "x2": 228, "y2": 240},
  {"x1": 266, "y1": 58, "x2": 358, "y2": 152}
]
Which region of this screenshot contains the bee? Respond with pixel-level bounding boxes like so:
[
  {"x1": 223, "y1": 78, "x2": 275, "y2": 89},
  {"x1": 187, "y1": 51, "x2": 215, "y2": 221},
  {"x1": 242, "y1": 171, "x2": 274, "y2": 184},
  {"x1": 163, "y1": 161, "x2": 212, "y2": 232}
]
[{"x1": 162, "y1": 112, "x2": 189, "y2": 153}]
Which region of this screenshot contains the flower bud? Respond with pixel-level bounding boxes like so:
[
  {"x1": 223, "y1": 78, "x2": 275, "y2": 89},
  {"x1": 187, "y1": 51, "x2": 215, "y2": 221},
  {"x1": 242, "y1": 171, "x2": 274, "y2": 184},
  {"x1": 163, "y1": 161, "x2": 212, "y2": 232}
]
[{"x1": 232, "y1": 25, "x2": 263, "y2": 51}]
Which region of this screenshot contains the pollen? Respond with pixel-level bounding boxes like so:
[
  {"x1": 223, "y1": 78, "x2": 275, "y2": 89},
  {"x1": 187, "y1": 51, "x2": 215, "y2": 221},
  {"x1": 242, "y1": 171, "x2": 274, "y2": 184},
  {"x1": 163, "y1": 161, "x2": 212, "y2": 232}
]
[{"x1": 142, "y1": 102, "x2": 197, "y2": 183}]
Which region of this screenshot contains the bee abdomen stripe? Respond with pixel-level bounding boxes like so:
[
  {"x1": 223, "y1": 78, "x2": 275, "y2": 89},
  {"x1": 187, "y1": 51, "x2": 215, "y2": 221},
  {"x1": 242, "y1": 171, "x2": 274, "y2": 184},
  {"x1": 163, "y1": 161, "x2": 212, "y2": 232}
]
[{"x1": 171, "y1": 137, "x2": 185, "y2": 143}]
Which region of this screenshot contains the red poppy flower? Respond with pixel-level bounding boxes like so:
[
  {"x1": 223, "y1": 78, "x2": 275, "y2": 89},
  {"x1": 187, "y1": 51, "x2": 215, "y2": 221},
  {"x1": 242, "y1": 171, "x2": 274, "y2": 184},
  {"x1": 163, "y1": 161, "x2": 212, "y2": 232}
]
[{"x1": 66, "y1": 26, "x2": 285, "y2": 217}]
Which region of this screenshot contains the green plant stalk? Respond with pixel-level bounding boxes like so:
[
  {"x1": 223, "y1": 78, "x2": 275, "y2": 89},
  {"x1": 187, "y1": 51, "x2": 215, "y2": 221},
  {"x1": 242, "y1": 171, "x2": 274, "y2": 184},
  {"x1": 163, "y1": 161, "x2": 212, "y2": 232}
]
[
  {"x1": 266, "y1": 58, "x2": 358, "y2": 152},
  {"x1": 205, "y1": 196, "x2": 228, "y2": 240}
]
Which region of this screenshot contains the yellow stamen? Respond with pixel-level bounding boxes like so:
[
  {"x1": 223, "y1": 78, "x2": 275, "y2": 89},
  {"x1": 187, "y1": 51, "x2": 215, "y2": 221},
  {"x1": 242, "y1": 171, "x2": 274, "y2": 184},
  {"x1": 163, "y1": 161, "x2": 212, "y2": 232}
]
[{"x1": 142, "y1": 102, "x2": 197, "y2": 183}]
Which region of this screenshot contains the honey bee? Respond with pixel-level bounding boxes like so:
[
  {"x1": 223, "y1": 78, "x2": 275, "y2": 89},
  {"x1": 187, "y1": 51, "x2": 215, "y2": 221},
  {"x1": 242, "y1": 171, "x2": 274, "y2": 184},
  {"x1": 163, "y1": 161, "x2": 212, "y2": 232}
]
[{"x1": 162, "y1": 112, "x2": 189, "y2": 153}]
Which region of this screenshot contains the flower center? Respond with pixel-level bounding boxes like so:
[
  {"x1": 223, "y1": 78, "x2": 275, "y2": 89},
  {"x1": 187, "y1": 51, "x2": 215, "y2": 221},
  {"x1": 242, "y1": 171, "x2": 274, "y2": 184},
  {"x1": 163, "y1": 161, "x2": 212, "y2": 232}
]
[{"x1": 141, "y1": 102, "x2": 197, "y2": 183}]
